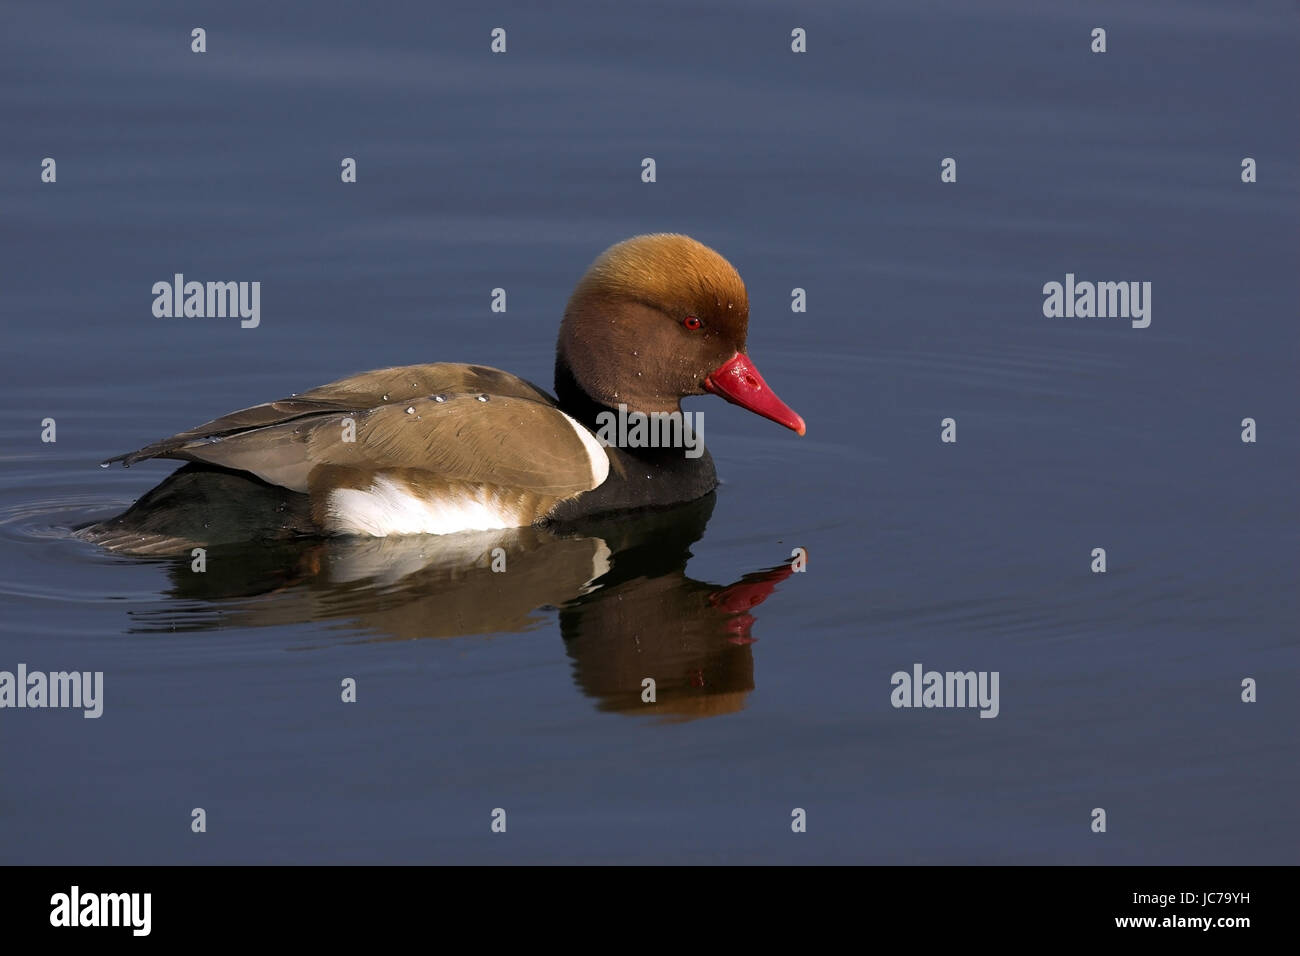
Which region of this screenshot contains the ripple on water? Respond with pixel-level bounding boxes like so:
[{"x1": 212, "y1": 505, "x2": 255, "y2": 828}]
[{"x1": 0, "y1": 487, "x2": 173, "y2": 605}]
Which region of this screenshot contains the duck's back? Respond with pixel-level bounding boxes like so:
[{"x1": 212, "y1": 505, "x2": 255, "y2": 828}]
[{"x1": 86, "y1": 363, "x2": 612, "y2": 551}]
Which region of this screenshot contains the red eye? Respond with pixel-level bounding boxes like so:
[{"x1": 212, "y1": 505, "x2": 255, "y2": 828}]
[{"x1": 683, "y1": 316, "x2": 702, "y2": 331}]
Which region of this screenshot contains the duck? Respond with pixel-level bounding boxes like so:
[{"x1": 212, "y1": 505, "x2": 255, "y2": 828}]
[{"x1": 86, "y1": 234, "x2": 804, "y2": 550}]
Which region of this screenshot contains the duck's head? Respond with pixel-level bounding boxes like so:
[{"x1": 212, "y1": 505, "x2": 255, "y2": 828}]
[{"x1": 557, "y1": 234, "x2": 805, "y2": 435}]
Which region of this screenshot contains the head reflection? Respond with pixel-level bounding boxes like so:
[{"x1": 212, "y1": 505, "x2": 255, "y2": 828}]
[{"x1": 135, "y1": 493, "x2": 794, "y2": 720}]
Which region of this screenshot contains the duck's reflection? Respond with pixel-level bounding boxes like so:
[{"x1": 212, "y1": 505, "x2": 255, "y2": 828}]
[{"x1": 129, "y1": 494, "x2": 793, "y2": 720}]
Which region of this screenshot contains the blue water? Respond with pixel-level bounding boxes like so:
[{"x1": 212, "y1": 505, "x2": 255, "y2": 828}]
[{"x1": 0, "y1": 0, "x2": 1296, "y2": 863}]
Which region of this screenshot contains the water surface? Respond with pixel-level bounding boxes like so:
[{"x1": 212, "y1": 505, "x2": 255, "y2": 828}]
[{"x1": 1, "y1": 0, "x2": 1296, "y2": 863}]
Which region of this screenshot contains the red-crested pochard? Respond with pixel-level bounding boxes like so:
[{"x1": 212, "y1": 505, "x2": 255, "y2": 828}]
[{"x1": 93, "y1": 234, "x2": 804, "y2": 545}]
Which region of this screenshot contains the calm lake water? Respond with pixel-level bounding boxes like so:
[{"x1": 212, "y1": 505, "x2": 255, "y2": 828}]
[{"x1": 1, "y1": 0, "x2": 1296, "y2": 863}]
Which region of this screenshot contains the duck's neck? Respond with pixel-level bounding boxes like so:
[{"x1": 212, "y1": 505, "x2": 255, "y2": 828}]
[
  {"x1": 554, "y1": 361, "x2": 694, "y2": 448},
  {"x1": 550, "y1": 358, "x2": 718, "y2": 518},
  {"x1": 553, "y1": 358, "x2": 617, "y2": 432},
  {"x1": 554, "y1": 358, "x2": 708, "y2": 452}
]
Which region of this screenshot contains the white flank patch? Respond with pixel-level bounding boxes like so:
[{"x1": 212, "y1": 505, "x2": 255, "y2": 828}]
[
  {"x1": 325, "y1": 476, "x2": 524, "y2": 537},
  {"x1": 561, "y1": 410, "x2": 611, "y2": 488}
]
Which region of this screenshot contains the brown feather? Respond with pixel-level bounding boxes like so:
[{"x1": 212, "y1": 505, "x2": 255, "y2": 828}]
[
  {"x1": 102, "y1": 366, "x2": 607, "y2": 516},
  {"x1": 104, "y1": 364, "x2": 554, "y2": 466},
  {"x1": 169, "y1": 393, "x2": 603, "y2": 496}
]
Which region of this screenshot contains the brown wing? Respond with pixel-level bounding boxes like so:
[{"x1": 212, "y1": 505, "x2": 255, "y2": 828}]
[
  {"x1": 105, "y1": 364, "x2": 556, "y2": 466},
  {"x1": 110, "y1": 391, "x2": 607, "y2": 499}
]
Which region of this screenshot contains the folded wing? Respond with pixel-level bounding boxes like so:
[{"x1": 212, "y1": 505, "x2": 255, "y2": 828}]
[{"x1": 104, "y1": 364, "x2": 609, "y2": 498}]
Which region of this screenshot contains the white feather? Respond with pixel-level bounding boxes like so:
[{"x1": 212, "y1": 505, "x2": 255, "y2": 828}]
[
  {"x1": 325, "y1": 476, "x2": 525, "y2": 537},
  {"x1": 561, "y1": 409, "x2": 610, "y2": 487}
]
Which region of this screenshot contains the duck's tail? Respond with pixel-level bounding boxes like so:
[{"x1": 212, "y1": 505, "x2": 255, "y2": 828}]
[{"x1": 77, "y1": 463, "x2": 317, "y2": 556}]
